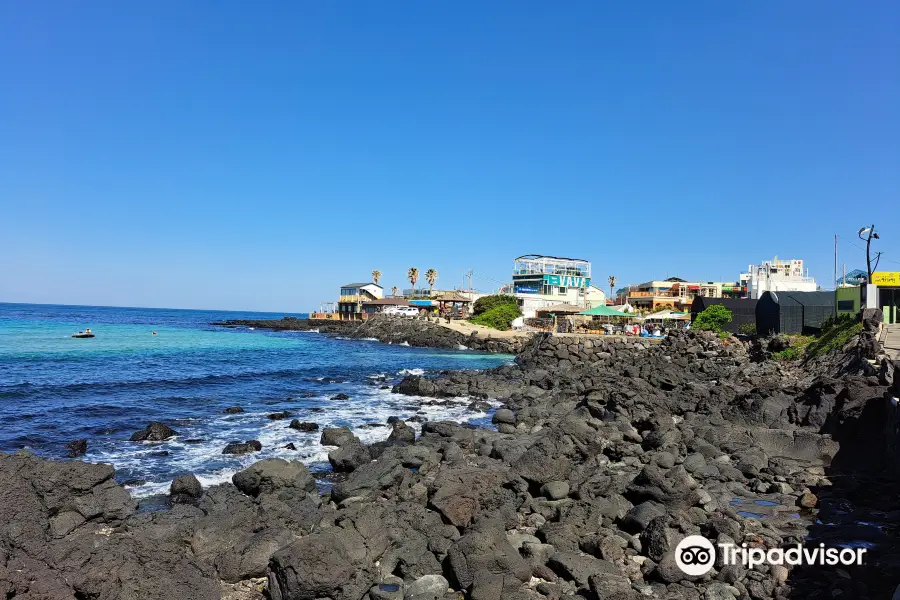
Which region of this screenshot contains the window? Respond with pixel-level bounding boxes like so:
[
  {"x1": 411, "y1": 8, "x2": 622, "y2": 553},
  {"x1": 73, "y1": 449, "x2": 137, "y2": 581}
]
[{"x1": 558, "y1": 287, "x2": 567, "y2": 294}]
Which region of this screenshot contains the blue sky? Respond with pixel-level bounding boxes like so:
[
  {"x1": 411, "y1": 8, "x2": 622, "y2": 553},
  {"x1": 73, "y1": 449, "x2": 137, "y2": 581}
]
[{"x1": 1, "y1": 2, "x2": 898, "y2": 312}]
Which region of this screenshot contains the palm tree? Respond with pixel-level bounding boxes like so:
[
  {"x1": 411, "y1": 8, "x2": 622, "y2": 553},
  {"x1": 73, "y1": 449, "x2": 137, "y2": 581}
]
[
  {"x1": 608, "y1": 275, "x2": 617, "y2": 302},
  {"x1": 407, "y1": 267, "x2": 419, "y2": 298},
  {"x1": 371, "y1": 270, "x2": 382, "y2": 286},
  {"x1": 424, "y1": 269, "x2": 438, "y2": 296},
  {"x1": 391, "y1": 286, "x2": 399, "y2": 297}
]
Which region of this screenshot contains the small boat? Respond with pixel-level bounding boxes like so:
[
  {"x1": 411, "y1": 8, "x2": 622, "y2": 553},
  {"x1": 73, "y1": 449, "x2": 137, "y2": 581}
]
[{"x1": 72, "y1": 328, "x2": 95, "y2": 339}]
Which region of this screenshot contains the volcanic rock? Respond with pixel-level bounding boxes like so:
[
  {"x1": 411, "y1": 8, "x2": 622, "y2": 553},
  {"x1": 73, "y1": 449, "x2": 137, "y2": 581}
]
[{"x1": 129, "y1": 421, "x2": 178, "y2": 441}]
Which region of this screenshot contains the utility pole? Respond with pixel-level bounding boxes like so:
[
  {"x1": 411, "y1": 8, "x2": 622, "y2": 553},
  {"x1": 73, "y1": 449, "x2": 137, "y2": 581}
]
[{"x1": 833, "y1": 234, "x2": 838, "y2": 290}]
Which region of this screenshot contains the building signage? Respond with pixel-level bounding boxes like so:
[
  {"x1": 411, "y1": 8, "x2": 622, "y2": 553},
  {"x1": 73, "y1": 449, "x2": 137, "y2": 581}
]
[
  {"x1": 872, "y1": 272, "x2": 900, "y2": 287},
  {"x1": 543, "y1": 275, "x2": 590, "y2": 288},
  {"x1": 514, "y1": 283, "x2": 541, "y2": 294}
]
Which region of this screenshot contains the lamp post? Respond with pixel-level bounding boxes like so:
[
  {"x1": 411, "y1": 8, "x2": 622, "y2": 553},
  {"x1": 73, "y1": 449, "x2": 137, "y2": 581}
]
[{"x1": 857, "y1": 224, "x2": 882, "y2": 281}]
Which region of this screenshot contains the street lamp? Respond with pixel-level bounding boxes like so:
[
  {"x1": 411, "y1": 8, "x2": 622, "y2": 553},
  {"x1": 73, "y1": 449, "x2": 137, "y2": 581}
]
[{"x1": 857, "y1": 224, "x2": 882, "y2": 280}]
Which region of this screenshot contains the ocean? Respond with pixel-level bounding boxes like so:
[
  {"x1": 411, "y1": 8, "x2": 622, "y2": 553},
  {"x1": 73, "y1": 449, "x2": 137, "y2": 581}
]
[{"x1": 0, "y1": 303, "x2": 511, "y2": 497}]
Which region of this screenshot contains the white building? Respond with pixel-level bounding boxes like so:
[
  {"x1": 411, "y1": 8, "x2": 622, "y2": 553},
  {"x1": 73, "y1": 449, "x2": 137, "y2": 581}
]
[
  {"x1": 743, "y1": 257, "x2": 817, "y2": 299},
  {"x1": 510, "y1": 254, "x2": 605, "y2": 318}
]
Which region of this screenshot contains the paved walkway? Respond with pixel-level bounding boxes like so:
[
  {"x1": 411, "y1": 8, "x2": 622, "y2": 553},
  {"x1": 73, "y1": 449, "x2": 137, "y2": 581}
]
[
  {"x1": 436, "y1": 319, "x2": 525, "y2": 339},
  {"x1": 884, "y1": 323, "x2": 900, "y2": 360},
  {"x1": 435, "y1": 320, "x2": 650, "y2": 342}
]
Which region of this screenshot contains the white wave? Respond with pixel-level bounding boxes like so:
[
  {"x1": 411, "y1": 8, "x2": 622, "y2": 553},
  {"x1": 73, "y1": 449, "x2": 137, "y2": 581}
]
[
  {"x1": 103, "y1": 386, "x2": 500, "y2": 499},
  {"x1": 457, "y1": 344, "x2": 469, "y2": 350},
  {"x1": 361, "y1": 337, "x2": 379, "y2": 342},
  {"x1": 399, "y1": 341, "x2": 410, "y2": 346},
  {"x1": 398, "y1": 368, "x2": 424, "y2": 376}
]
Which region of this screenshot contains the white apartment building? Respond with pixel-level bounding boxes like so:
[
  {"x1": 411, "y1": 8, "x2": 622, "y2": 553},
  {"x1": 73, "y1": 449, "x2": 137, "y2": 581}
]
[{"x1": 743, "y1": 257, "x2": 817, "y2": 299}]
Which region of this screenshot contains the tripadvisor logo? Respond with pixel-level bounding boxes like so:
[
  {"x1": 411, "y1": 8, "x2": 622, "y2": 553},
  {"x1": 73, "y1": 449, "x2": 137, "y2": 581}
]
[
  {"x1": 675, "y1": 536, "x2": 716, "y2": 576},
  {"x1": 674, "y1": 535, "x2": 867, "y2": 576}
]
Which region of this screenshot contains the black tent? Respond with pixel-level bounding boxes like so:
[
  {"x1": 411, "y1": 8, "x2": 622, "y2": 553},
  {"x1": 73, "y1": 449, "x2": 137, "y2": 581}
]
[
  {"x1": 690, "y1": 297, "x2": 758, "y2": 334},
  {"x1": 756, "y1": 291, "x2": 835, "y2": 335}
]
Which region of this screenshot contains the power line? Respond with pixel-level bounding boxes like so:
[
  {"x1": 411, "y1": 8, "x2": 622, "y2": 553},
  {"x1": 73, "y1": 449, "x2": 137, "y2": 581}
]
[{"x1": 836, "y1": 234, "x2": 900, "y2": 267}]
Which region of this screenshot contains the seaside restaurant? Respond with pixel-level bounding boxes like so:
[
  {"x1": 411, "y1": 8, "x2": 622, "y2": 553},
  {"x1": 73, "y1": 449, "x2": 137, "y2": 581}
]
[
  {"x1": 337, "y1": 282, "x2": 383, "y2": 320},
  {"x1": 874, "y1": 272, "x2": 900, "y2": 325}
]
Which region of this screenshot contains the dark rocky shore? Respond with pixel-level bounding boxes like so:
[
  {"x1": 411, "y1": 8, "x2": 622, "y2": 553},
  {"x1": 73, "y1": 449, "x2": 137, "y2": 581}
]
[
  {"x1": 4, "y1": 313, "x2": 900, "y2": 600},
  {"x1": 213, "y1": 315, "x2": 530, "y2": 353}
]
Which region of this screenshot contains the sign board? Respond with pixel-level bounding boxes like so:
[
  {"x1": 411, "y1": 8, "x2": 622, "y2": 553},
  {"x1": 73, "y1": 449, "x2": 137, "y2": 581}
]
[
  {"x1": 543, "y1": 275, "x2": 590, "y2": 288},
  {"x1": 872, "y1": 272, "x2": 900, "y2": 287},
  {"x1": 514, "y1": 283, "x2": 541, "y2": 294}
]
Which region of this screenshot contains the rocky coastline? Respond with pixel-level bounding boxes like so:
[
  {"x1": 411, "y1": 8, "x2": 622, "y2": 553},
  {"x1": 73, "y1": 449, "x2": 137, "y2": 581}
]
[
  {"x1": 4, "y1": 313, "x2": 900, "y2": 600},
  {"x1": 213, "y1": 315, "x2": 530, "y2": 354}
]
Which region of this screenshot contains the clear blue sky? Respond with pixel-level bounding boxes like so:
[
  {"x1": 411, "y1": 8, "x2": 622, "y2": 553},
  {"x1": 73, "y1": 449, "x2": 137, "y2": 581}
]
[{"x1": 1, "y1": 2, "x2": 898, "y2": 312}]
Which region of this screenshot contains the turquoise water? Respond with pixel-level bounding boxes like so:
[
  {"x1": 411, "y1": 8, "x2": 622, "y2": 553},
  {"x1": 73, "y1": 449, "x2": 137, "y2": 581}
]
[{"x1": 0, "y1": 303, "x2": 510, "y2": 496}]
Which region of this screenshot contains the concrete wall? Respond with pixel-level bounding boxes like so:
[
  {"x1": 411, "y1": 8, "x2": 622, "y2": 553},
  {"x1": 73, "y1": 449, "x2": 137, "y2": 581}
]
[
  {"x1": 836, "y1": 286, "x2": 861, "y2": 316},
  {"x1": 516, "y1": 333, "x2": 662, "y2": 369}
]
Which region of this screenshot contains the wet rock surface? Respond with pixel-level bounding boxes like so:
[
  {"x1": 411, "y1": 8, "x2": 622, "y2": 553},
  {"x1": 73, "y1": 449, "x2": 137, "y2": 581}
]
[{"x1": 5, "y1": 323, "x2": 900, "y2": 599}]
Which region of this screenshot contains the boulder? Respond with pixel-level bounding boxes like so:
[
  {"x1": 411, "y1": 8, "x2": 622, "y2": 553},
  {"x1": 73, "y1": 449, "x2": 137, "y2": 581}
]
[
  {"x1": 540, "y1": 481, "x2": 570, "y2": 500},
  {"x1": 129, "y1": 421, "x2": 178, "y2": 442},
  {"x1": 429, "y1": 466, "x2": 517, "y2": 528},
  {"x1": 798, "y1": 492, "x2": 818, "y2": 508},
  {"x1": 492, "y1": 409, "x2": 516, "y2": 425},
  {"x1": 267, "y1": 411, "x2": 293, "y2": 420},
  {"x1": 405, "y1": 574, "x2": 449, "y2": 600},
  {"x1": 328, "y1": 440, "x2": 372, "y2": 472},
  {"x1": 223, "y1": 406, "x2": 244, "y2": 414},
  {"x1": 321, "y1": 426, "x2": 357, "y2": 447},
  {"x1": 222, "y1": 440, "x2": 262, "y2": 455},
  {"x1": 387, "y1": 420, "x2": 416, "y2": 445},
  {"x1": 547, "y1": 551, "x2": 618, "y2": 589},
  {"x1": 447, "y1": 527, "x2": 532, "y2": 590},
  {"x1": 66, "y1": 438, "x2": 87, "y2": 457},
  {"x1": 170, "y1": 473, "x2": 202, "y2": 503},
  {"x1": 232, "y1": 458, "x2": 316, "y2": 497},
  {"x1": 268, "y1": 532, "x2": 373, "y2": 600},
  {"x1": 620, "y1": 500, "x2": 667, "y2": 533},
  {"x1": 289, "y1": 419, "x2": 319, "y2": 432}
]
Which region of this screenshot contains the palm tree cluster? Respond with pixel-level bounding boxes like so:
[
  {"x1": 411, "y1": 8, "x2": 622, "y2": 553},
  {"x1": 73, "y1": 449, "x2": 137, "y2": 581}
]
[{"x1": 371, "y1": 268, "x2": 439, "y2": 298}]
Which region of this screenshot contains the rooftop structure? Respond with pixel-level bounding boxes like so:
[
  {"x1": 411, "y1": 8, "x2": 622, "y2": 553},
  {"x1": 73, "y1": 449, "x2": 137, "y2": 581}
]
[
  {"x1": 511, "y1": 254, "x2": 596, "y2": 318},
  {"x1": 513, "y1": 255, "x2": 591, "y2": 278}
]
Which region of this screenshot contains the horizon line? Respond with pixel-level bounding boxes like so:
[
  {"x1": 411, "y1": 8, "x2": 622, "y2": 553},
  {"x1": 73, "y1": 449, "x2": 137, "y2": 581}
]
[{"x1": 0, "y1": 300, "x2": 310, "y2": 315}]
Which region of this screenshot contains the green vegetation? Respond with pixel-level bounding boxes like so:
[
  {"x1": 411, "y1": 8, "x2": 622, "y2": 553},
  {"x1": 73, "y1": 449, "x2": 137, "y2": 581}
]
[
  {"x1": 472, "y1": 294, "x2": 519, "y2": 316},
  {"x1": 805, "y1": 314, "x2": 863, "y2": 359},
  {"x1": 470, "y1": 304, "x2": 522, "y2": 331},
  {"x1": 768, "y1": 314, "x2": 862, "y2": 361},
  {"x1": 693, "y1": 305, "x2": 733, "y2": 334},
  {"x1": 771, "y1": 335, "x2": 814, "y2": 361},
  {"x1": 772, "y1": 346, "x2": 803, "y2": 361},
  {"x1": 738, "y1": 322, "x2": 757, "y2": 336}
]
